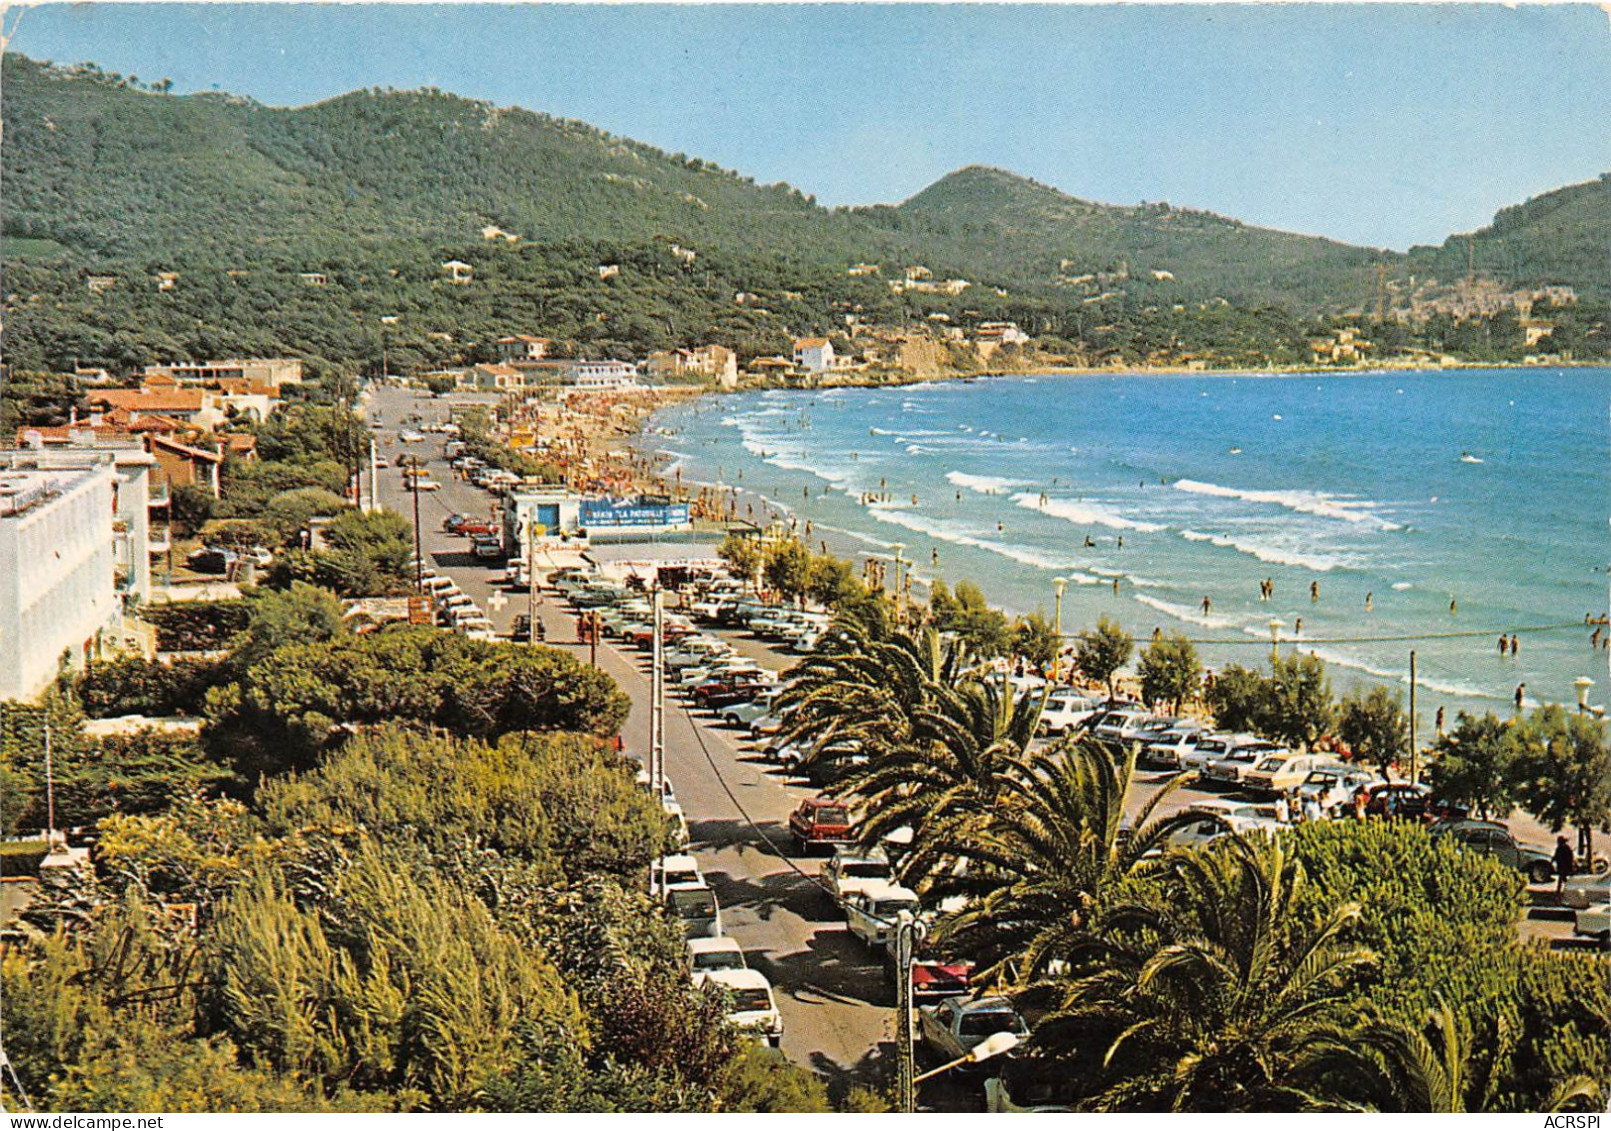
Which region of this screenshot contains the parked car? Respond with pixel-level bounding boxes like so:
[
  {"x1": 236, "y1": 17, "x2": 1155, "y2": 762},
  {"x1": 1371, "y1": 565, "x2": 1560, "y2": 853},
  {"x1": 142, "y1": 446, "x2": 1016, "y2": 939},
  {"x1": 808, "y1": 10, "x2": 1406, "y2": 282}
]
[
  {"x1": 410, "y1": 476, "x2": 441, "y2": 491},
  {"x1": 1140, "y1": 726, "x2": 1210, "y2": 769},
  {"x1": 651, "y1": 853, "x2": 705, "y2": 897},
  {"x1": 665, "y1": 885, "x2": 722, "y2": 939},
  {"x1": 820, "y1": 847, "x2": 894, "y2": 904},
  {"x1": 1359, "y1": 781, "x2": 1433, "y2": 820},
  {"x1": 472, "y1": 535, "x2": 505, "y2": 561},
  {"x1": 1560, "y1": 869, "x2": 1611, "y2": 910},
  {"x1": 703, "y1": 968, "x2": 784, "y2": 1046},
  {"x1": 1430, "y1": 819, "x2": 1556, "y2": 883},
  {"x1": 844, "y1": 881, "x2": 923, "y2": 948},
  {"x1": 918, "y1": 996, "x2": 1029, "y2": 1064},
  {"x1": 687, "y1": 936, "x2": 747, "y2": 984},
  {"x1": 1572, "y1": 902, "x2": 1611, "y2": 948},
  {"x1": 1202, "y1": 740, "x2": 1285, "y2": 787},
  {"x1": 891, "y1": 934, "x2": 974, "y2": 1001},
  {"x1": 1036, "y1": 693, "x2": 1103, "y2": 737},
  {"x1": 788, "y1": 797, "x2": 855, "y2": 854},
  {"x1": 1167, "y1": 799, "x2": 1283, "y2": 850},
  {"x1": 1091, "y1": 708, "x2": 1160, "y2": 745},
  {"x1": 186, "y1": 546, "x2": 238, "y2": 574},
  {"x1": 1295, "y1": 766, "x2": 1378, "y2": 814},
  {"x1": 720, "y1": 695, "x2": 779, "y2": 730},
  {"x1": 1241, "y1": 753, "x2": 1343, "y2": 796}
]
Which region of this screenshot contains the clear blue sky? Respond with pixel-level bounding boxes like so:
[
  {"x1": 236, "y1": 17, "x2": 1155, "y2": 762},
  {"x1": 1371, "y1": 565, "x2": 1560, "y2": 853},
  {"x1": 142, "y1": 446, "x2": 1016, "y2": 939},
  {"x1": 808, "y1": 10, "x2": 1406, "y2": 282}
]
[{"x1": 10, "y1": 3, "x2": 1610, "y2": 250}]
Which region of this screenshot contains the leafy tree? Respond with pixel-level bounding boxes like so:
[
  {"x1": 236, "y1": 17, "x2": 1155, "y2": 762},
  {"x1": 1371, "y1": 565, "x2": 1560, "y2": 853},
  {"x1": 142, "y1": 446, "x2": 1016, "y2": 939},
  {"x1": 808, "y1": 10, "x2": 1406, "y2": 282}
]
[
  {"x1": 1011, "y1": 611, "x2": 1061, "y2": 676},
  {"x1": 716, "y1": 531, "x2": 761, "y2": 589},
  {"x1": 169, "y1": 483, "x2": 215, "y2": 537},
  {"x1": 1337, "y1": 684, "x2": 1408, "y2": 774},
  {"x1": 1425, "y1": 712, "x2": 1517, "y2": 819},
  {"x1": 78, "y1": 655, "x2": 223, "y2": 717},
  {"x1": 1264, "y1": 652, "x2": 1334, "y2": 751},
  {"x1": 1206, "y1": 664, "x2": 1269, "y2": 734},
  {"x1": 761, "y1": 537, "x2": 814, "y2": 604},
  {"x1": 930, "y1": 580, "x2": 1013, "y2": 659},
  {"x1": 1135, "y1": 633, "x2": 1201, "y2": 714},
  {"x1": 1506, "y1": 705, "x2": 1611, "y2": 860},
  {"x1": 1074, "y1": 617, "x2": 1133, "y2": 699}
]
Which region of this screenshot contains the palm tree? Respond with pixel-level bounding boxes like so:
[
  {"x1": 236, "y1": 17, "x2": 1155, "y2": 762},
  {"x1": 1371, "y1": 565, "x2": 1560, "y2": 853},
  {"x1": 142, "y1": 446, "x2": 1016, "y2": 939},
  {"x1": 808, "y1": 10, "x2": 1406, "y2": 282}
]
[
  {"x1": 771, "y1": 614, "x2": 968, "y2": 772},
  {"x1": 835, "y1": 670, "x2": 1045, "y2": 849},
  {"x1": 1319, "y1": 996, "x2": 1602, "y2": 1112},
  {"x1": 1042, "y1": 836, "x2": 1376, "y2": 1111},
  {"x1": 928, "y1": 738, "x2": 1190, "y2": 986}
]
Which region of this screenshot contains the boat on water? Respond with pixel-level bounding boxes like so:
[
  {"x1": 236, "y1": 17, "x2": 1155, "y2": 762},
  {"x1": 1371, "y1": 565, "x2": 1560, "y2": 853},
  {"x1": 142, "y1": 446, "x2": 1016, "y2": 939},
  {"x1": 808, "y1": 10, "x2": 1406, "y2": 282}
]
[{"x1": 1460, "y1": 452, "x2": 1484, "y2": 464}]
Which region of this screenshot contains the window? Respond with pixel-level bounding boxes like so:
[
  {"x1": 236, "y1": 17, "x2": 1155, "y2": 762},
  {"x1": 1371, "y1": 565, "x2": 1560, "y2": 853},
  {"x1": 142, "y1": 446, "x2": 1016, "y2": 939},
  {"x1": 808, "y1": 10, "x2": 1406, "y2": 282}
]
[
  {"x1": 817, "y1": 807, "x2": 850, "y2": 825},
  {"x1": 960, "y1": 1011, "x2": 1023, "y2": 1038},
  {"x1": 843, "y1": 862, "x2": 889, "y2": 879},
  {"x1": 728, "y1": 989, "x2": 773, "y2": 1013}
]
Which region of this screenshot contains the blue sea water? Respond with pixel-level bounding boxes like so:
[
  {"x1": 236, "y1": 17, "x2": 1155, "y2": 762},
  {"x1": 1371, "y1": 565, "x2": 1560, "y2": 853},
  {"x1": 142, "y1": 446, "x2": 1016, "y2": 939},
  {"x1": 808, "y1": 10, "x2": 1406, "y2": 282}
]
[{"x1": 651, "y1": 369, "x2": 1611, "y2": 719}]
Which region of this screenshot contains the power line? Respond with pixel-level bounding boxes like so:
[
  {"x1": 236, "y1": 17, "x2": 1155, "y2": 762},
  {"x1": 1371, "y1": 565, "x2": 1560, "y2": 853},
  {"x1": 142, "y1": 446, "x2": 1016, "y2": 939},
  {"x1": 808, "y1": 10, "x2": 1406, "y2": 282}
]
[{"x1": 1061, "y1": 622, "x2": 1590, "y2": 646}]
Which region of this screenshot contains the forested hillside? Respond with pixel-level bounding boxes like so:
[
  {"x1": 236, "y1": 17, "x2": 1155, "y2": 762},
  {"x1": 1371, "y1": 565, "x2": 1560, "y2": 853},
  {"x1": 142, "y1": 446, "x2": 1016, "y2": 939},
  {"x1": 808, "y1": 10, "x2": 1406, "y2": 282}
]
[
  {"x1": 1409, "y1": 174, "x2": 1611, "y2": 298},
  {"x1": 1, "y1": 53, "x2": 1605, "y2": 374},
  {"x1": 862, "y1": 166, "x2": 1389, "y2": 308}
]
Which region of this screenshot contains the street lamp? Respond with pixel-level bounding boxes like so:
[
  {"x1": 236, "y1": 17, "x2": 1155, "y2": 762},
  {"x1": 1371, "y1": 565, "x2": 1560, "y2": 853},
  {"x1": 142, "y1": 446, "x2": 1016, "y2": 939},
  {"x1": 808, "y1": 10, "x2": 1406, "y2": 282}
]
[
  {"x1": 913, "y1": 1031, "x2": 1023, "y2": 1085},
  {"x1": 1575, "y1": 676, "x2": 1595, "y2": 715},
  {"x1": 1052, "y1": 577, "x2": 1069, "y2": 683},
  {"x1": 1268, "y1": 618, "x2": 1282, "y2": 664}
]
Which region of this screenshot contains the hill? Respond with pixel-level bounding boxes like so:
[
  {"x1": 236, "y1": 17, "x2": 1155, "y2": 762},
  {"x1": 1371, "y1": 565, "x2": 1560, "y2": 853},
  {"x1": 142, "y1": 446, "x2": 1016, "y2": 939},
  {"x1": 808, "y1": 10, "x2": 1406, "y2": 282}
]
[
  {"x1": 1408, "y1": 173, "x2": 1611, "y2": 298},
  {"x1": 862, "y1": 165, "x2": 1389, "y2": 308}
]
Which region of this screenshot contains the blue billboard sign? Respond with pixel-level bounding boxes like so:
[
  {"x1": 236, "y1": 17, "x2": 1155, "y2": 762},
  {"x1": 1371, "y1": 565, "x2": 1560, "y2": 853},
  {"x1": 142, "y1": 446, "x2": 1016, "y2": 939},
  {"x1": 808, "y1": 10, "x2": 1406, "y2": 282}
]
[{"x1": 580, "y1": 500, "x2": 691, "y2": 528}]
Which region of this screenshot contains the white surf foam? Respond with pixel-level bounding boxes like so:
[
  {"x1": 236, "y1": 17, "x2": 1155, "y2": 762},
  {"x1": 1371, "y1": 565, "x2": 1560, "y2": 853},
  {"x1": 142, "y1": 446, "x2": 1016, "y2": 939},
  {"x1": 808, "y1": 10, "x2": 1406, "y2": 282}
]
[
  {"x1": 1179, "y1": 529, "x2": 1348, "y2": 572},
  {"x1": 1173, "y1": 478, "x2": 1401, "y2": 531},
  {"x1": 1012, "y1": 492, "x2": 1167, "y2": 533},
  {"x1": 947, "y1": 471, "x2": 1030, "y2": 494},
  {"x1": 1133, "y1": 593, "x2": 1244, "y2": 631},
  {"x1": 862, "y1": 503, "x2": 1101, "y2": 579}
]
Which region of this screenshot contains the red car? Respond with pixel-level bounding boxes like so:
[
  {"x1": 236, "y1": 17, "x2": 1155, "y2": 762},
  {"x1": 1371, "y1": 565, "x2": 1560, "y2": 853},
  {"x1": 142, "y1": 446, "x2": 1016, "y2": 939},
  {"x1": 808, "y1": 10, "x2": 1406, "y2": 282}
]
[{"x1": 788, "y1": 797, "x2": 855, "y2": 854}]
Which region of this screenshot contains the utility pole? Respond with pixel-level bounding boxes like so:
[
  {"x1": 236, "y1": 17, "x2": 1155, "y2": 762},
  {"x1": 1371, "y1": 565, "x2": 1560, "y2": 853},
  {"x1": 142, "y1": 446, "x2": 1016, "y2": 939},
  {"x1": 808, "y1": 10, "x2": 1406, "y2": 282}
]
[
  {"x1": 650, "y1": 586, "x2": 665, "y2": 799},
  {"x1": 590, "y1": 610, "x2": 600, "y2": 668},
  {"x1": 527, "y1": 528, "x2": 539, "y2": 647},
  {"x1": 43, "y1": 722, "x2": 56, "y2": 845},
  {"x1": 895, "y1": 911, "x2": 919, "y2": 1113},
  {"x1": 1408, "y1": 650, "x2": 1418, "y2": 785},
  {"x1": 410, "y1": 469, "x2": 423, "y2": 592}
]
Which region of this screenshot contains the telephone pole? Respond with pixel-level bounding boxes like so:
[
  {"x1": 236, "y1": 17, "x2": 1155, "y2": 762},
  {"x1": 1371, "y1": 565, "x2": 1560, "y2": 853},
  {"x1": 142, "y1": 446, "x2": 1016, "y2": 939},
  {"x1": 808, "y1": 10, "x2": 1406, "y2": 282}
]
[
  {"x1": 1407, "y1": 650, "x2": 1418, "y2": 785},
  {"x1": 527, "y1": 530, "x2": 539, "y2": 647},
  {"x1": 649, "y1": 586, "x2": 666, "y2": 798},
  {"x1": 410, "y1": 469, "x2": 423, "y2": 592},
  {"x1": 895, "y1": 911, "x2": 919, "y2": 1112}
]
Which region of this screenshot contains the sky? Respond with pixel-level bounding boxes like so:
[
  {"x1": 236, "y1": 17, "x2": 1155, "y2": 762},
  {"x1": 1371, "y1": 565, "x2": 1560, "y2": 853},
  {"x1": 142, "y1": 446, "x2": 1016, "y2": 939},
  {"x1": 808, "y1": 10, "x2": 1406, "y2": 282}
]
[{"x1": 7, "y1": 3, "x2": 1610, "y2": 251}]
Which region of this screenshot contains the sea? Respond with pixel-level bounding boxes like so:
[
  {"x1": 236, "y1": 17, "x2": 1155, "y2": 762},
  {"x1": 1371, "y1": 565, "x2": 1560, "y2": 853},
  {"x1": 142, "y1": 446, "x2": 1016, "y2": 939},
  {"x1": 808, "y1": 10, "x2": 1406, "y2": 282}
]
[{"x1": 648, "y1": 368, "x2": 1611, "y2": 721}]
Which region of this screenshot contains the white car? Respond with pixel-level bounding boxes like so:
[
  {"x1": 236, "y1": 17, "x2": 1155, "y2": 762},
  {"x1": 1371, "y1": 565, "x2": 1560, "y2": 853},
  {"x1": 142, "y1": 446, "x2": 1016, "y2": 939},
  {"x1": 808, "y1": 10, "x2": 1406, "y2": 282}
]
[
  {"x1": 820, "y1": 847, "x2": 894, "y2": 903},
  {"x1": 687, "y1": 936, "x2": 747, "y2": 984},
  {"x1": 1037, "y1": 693, "x2": 1103, "y2": 736},
  {"x1": 1561, "y1": 870, "x2": 1611, "y2": 911},
  {"x1": 844, "y1": 881, "x2": 922, "y2": 948},
  {"x1": 703, "y1": 968, "x2": 784, "y2": 1046},
  {"x1": 651, "y1": 853, "x2": 705, "y2": 897},
  {"x1": 1180, "y1": 733, "x2": 1258, "y2": 774},
  {"x1": 1572, "y1": 901, "x2": 1611, "y2": 947},
  {"x1": 1241, "y1": 753, "x2": 1343, "y2": 796},
  {"x1": 663, "y1": 799, "x2": 690, "y2": 849},
  {"x1": 1296, "y1": 767, "x2": 1378, "y2": 814},
  {"x1": 720, "y1": 695, "x2": 778, "y2": 730},
  {"x1": 1167, "y1": 799, "x2": 1283, "y2": 850},
  {"x1": 1140, "y1": 726, "x2": 1209, "y2": 768}
]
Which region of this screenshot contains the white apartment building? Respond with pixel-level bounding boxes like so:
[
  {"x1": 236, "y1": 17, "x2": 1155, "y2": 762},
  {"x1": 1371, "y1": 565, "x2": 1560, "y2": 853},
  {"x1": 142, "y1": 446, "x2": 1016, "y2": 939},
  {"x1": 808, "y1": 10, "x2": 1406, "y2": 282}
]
[{"x1": 0, "y1": 451, "x2": 146, "y2": 700}]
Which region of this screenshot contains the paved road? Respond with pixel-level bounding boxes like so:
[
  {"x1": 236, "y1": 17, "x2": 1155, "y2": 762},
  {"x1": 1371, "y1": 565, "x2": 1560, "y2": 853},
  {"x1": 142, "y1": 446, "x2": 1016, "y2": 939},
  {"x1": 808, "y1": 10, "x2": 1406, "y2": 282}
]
[{"x1": 360, "y1": 385, "x2": 1602, "y2": 1101}]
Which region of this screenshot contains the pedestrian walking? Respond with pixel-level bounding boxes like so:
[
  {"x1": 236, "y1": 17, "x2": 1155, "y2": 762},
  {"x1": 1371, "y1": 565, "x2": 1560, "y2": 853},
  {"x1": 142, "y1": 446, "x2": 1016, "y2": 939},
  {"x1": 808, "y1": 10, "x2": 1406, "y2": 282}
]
[
  {"x1": 1554, "y1": 835, "x2": 1576, "y2": 897},
  {"x1": 1201, "y1": 595, "x2": 1212, "y2": 615},
  {"x1": 1310, "y1": 580, "x2": 1319, "y2": 603},
  {"x1": 1435, "y1": 706, "x2": 1445, "y2": 735},
  {"x1": 1274, "y1": 794, "x2": 1291, "y2": 824},
  {"x1": 1112, "y1": 578, "x2": 1120, "y2": 596},
  {"x1": 1515, "y1": 683, "x2": 1526, "y2": 710},
  {"x1": 1509, "y1": 634, "x2": 1519, "y2": 656}
]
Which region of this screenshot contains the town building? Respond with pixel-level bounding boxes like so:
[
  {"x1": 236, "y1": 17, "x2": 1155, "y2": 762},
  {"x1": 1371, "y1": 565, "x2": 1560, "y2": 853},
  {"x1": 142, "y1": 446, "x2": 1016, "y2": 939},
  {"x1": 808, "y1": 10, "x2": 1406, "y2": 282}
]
[
  {"x1": 645, "y1": 345, "x2": 738, "y2": 389},
  {"x1": 465, "y1": 363, "x2": 526, "y2": 392},
  {"x1": 564, "y1": 360, "x2": 640, "y2": 391},
  {"x1": 975, "y1": 321, "x2": 1030, "y2": 346},
  {"x1": 792, "y1": 338, "x2": 835, "y2": 374},
  {"x1": 0, "y1": 446, "x2": 155, "y2": 700},
  {"x1": 298, "y1": 272, "x2": 328, "y2": 287},
  {"x1": 142, "y1": 358, "x2": 303, "y2": 389},
  {"x1": 495, "y1": 336, "x2": 551, "y2": 362},
  {"x1": 87, "y1": 387, "x2": 225, "y2": 431}
]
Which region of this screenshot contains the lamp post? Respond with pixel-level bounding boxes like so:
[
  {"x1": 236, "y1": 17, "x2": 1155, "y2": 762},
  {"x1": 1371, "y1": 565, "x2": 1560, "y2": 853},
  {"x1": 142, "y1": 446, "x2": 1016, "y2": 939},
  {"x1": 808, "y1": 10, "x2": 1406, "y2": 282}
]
[
  {"x1": 894, "y1": 910, "x2": 923, "y2": 1113},
  {"x1": 1575, "y1": 676, "x2": 1595, "y2": 715},
  {"x1": 1268, "y1": 618, "x2": 1282, "y2": 665},
  {"x1": 1052, "y1": 577, "x2": 1069, "y2": 683},
  {"x1": 913, "y1": 1031, "x2": 1022, "y2": 1086}
]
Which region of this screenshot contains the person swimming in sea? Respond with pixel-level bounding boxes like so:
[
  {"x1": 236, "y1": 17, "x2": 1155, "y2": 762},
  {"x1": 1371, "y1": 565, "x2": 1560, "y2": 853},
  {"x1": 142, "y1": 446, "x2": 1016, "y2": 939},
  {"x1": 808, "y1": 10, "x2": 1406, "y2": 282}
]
[
  {"x1": 1310, "y1": 581, "x2": 1319, "y2": 603},
  {"x1": 1084, "y1": 535, "x2": 1095, "y2": 548},
  {"x1": 1365, "y1": 592, "x2": 1373, "y2": 612}
]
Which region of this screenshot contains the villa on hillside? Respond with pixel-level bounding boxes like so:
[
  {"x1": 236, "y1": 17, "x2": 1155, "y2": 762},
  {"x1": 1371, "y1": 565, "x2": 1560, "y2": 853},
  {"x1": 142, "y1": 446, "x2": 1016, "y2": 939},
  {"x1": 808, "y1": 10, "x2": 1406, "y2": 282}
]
[
  {"x1": 792, "y1": 337, "x2": 835, "y2": 374},
  {"x1": 495, "y1": 335, "x2": 551, "y2": 362}
]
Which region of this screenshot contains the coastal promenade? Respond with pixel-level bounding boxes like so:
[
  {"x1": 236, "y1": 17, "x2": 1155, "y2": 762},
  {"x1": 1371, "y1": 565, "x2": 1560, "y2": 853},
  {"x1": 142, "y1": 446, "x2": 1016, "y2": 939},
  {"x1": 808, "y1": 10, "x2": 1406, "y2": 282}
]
[{"x1": 368, "y1": 386, "x2": 1592, "y2": 1100}]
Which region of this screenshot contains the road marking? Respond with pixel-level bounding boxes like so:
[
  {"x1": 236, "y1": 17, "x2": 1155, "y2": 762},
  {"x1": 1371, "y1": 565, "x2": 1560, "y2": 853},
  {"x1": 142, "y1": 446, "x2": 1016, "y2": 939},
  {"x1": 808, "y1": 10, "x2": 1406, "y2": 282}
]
[{"x1": 486, "y1": 591, "x2": 509, "y2": 612}]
